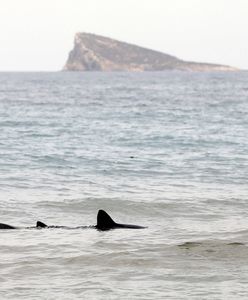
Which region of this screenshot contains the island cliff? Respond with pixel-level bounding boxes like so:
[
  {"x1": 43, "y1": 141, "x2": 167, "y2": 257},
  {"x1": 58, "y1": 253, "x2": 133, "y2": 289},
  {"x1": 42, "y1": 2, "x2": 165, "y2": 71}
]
[{"x1": 63, "y1": 33, "x2": 237, "y2": 72}]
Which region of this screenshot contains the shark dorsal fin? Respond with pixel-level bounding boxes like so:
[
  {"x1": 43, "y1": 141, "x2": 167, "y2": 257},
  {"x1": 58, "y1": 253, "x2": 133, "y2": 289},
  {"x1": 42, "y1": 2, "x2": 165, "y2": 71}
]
[
  {"x1": 96, "y1": 210, "x2": 116, "y2": 230},
  {"x1": 36, "y1": 221, "x2": 47, "y2": 228}
]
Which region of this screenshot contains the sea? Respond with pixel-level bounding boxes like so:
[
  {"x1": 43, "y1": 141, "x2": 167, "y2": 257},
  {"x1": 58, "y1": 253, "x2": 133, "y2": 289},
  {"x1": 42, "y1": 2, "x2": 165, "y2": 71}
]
[{"x1": 0, "y1": 71, "x2": 248, "y2": 299}]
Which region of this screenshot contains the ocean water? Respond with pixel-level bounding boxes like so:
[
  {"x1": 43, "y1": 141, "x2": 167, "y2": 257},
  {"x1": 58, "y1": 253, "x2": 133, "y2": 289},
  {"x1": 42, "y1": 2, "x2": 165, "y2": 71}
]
[{"x1": 0, "y1": 71, "x2": 248, "y2": 299}]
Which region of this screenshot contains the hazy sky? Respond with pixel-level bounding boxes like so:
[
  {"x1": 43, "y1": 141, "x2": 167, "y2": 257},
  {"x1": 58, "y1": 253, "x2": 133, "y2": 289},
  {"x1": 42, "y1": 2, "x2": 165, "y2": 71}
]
[{"x1": 0, "y1": 0, "x2": 247, "y2": 71}]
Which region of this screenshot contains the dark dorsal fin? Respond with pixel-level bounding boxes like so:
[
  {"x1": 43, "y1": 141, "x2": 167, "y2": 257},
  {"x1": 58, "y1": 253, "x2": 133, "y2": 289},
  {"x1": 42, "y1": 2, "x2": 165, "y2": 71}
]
[
  {"x1": 96, "y1": 210, "x2": 116, "y2": 230},
  {"x1": 36, "y1": 221, "x2": 47, "y2": 228}
]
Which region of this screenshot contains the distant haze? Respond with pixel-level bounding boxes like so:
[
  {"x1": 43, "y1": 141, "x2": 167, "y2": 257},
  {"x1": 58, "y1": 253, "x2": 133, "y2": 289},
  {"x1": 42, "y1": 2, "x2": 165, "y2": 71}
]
[{"x1": 0, "y1": 0, "x2": 247, "y2": 71}]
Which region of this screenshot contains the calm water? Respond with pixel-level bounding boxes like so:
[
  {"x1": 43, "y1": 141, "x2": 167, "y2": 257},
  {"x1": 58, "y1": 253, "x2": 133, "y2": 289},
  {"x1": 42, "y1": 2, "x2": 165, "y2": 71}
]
[{"x1": 0, "y1": 71, "x2": 248, "y2": 299}]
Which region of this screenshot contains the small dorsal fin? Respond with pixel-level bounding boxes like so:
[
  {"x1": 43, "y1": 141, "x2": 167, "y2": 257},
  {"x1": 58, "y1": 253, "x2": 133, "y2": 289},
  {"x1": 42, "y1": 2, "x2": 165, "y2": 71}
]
[
  {"x1": 96, "y1": 210, "x2": 116, "y2": 230},
  {"x1": 36, "y1": 221, "x2": 47, "y2": 228}
]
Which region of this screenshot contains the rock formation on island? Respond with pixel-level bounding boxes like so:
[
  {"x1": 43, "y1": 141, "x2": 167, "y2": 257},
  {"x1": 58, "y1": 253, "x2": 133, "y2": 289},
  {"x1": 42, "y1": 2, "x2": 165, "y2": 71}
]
[{"x1": 63, "y1": 33, "x2": 237, "y2": 72}]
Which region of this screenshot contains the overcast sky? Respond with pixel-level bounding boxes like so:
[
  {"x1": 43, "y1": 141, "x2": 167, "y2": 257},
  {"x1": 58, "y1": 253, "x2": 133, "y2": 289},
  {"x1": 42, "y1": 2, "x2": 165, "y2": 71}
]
[{"x1": 0, "y1": 0, "x2": 247, "y2": 71}]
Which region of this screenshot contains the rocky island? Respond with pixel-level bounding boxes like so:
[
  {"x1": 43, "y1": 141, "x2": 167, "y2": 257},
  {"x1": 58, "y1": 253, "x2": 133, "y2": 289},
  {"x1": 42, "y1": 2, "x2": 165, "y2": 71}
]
[{"x1": 63, "y1": 33, "x2": 237, "y2": 72}]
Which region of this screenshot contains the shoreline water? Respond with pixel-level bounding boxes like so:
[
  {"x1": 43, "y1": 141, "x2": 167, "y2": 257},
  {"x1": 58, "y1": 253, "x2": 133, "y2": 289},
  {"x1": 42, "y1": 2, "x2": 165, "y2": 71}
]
[{"x1": 0, "y1": 71, "x2": 248, "y2": 299}]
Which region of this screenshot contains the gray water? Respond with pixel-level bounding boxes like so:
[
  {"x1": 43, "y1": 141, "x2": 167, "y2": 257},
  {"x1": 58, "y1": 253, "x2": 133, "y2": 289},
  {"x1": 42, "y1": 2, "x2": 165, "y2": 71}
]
[{"x1": 0, "y1": 71, "x2": 248, "y2": 299}]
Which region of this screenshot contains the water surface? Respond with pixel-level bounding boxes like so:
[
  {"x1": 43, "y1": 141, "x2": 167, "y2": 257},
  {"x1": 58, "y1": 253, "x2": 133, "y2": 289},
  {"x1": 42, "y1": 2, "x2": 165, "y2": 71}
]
[{"x1": 0, "y1": 71, "x2": 248, "y2": 299}]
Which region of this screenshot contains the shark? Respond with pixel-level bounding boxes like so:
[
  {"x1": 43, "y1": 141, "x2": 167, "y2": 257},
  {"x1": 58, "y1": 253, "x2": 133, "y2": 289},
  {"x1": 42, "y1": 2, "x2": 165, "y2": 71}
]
[{"x1": 0, "y1": 209, "x2": 146, "y2": 231}]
